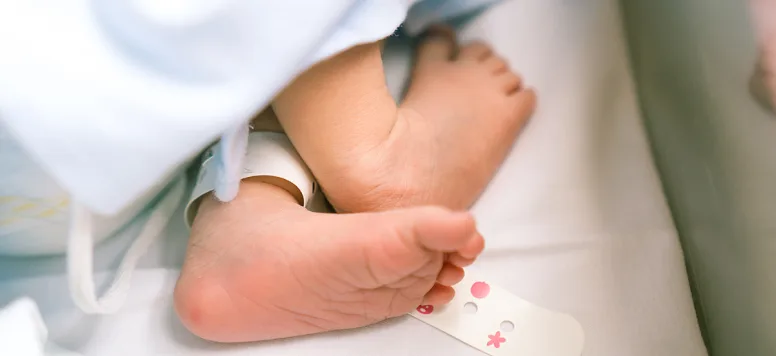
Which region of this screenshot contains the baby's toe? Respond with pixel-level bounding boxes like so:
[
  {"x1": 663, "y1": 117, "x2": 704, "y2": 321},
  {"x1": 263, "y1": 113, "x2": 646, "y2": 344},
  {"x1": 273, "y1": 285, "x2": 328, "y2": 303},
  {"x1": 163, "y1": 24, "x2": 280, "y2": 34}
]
[
  {"x1": 507, "y1": 88, "x2": 538, "y2": 128},
  {"x1": 458, "y1": 41, "x2": 493, "y2": 62},
  {"x1": 416, "y1": 26, "x2": 457, "y2": 68},
  {"x1": 407, "y1": 207, "x2": 478, "y2": 253},
  {"x1": 422, "y1": 284, "x2": 456, "y2": 305},
  {"x1": 498, "y1": 71, "x2": 523, "y2": 94},
  {"x1": 483, "y1": 55, "x2": 509, "y2": 74},
  {"x1": 447, "y1": 254, "x2": 477, "y2": 268},
  {"x1": 436, "y1": 263, "x2": 465, "y2": 286}
]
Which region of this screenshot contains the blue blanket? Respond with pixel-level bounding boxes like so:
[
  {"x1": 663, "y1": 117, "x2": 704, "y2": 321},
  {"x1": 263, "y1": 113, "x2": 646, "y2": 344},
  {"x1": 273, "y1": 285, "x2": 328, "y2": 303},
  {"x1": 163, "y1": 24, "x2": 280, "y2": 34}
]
[{"x1": 0, "y1": 0, "x2": 497, "y2": 215}]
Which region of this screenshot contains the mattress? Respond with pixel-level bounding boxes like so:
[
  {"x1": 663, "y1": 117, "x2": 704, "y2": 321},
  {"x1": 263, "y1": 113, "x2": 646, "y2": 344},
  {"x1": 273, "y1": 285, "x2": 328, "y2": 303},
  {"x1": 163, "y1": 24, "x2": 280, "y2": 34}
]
[{"x1": 0, "y1": 0, "x2": 709, "y2": 354}]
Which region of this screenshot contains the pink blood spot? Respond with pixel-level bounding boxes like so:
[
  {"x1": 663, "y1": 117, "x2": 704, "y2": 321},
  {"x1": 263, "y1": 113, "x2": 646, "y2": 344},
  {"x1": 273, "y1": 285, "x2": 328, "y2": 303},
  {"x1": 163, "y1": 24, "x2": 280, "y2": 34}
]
[
  {"x1": 471, "y1": 281, "x2": 490, "y2": 299},
  {"x1": 416, "y1": 305, "x2": 434, "y2": 314}
]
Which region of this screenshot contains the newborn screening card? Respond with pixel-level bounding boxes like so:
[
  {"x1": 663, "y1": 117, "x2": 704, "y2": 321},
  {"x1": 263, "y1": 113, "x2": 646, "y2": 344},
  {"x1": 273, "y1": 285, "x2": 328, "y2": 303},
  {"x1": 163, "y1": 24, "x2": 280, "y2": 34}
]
[{"x1": 410, "y1": 273, "x2": 584, "y2": 355}]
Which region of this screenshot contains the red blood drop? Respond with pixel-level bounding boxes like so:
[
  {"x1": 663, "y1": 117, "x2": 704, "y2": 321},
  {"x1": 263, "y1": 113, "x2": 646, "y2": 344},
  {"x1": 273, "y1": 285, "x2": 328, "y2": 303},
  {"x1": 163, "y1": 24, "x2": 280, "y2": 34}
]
[
  {"x1": 416, "y1": 305, "x2": 434, "y2": 314},
  {"x1": 471, "y1": 281, "x2": 490, "y2": 299}
]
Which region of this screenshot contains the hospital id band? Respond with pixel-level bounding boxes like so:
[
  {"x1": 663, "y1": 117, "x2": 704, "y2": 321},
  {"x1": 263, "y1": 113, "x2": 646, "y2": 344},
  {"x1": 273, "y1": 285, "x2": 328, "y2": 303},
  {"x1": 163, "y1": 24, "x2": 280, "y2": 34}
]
[{"x1": 185, "y1": 132, "x2": 315, "y2": 227}]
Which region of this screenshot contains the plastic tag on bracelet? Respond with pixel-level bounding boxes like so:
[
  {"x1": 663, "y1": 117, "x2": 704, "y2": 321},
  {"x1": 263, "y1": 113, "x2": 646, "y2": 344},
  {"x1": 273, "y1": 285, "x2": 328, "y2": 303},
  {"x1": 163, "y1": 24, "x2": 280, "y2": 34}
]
[
  {"x1": 185, "y1": 132, "x2": 315, "y2": 227},
  {"x1": 410, "y1": 273, "x2": 584, "y2": 355}
]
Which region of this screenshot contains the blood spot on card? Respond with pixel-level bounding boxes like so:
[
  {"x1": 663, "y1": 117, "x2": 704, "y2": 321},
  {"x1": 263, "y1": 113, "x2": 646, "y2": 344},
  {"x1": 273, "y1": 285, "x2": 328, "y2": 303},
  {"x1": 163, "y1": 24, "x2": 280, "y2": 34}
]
[
  {"x1": 416, "y1": 305, "x2": 434, "y2": 314},
  {"x1": 487, "y1": 331, "x2": 506, "y2": 348},
  {"x1": 471, "y1": 281, "x2": 490, "y2": 299}
]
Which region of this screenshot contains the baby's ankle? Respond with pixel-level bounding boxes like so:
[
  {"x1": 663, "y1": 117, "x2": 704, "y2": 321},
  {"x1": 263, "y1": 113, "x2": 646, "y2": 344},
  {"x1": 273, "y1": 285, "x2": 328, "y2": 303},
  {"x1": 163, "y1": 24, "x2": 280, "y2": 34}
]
[
  {"x1": 201, "y1": 179, "x2": 302, "y2": 215},
  {"x1": 325, "y1": 109, "x2": 430, "y2": 213}
]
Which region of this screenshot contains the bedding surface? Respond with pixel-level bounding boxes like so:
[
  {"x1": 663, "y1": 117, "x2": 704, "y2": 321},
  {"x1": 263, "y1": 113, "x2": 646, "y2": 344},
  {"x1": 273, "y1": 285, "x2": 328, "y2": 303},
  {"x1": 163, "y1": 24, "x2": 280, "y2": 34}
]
[
  {"x1": 623, "y1": 1, "x2": 776, "y2": 354},
  {"x1": 0, "y1": 0, "x2": 707, "y2": 354}
]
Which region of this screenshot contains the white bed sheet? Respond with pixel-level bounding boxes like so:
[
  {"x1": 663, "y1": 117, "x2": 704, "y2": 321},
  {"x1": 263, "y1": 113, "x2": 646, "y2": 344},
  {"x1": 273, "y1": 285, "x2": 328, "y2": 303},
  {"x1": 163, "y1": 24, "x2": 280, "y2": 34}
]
[{"x1": 0, "y1": 0, "x2": 708, "y2": 354}]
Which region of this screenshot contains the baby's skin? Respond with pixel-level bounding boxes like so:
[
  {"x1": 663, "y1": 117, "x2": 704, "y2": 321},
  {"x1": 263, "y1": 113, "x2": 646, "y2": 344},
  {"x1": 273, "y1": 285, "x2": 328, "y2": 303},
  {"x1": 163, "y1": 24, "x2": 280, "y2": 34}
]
[{"x1": 174, "y1": 27, "x2": 536, "y2": 342}]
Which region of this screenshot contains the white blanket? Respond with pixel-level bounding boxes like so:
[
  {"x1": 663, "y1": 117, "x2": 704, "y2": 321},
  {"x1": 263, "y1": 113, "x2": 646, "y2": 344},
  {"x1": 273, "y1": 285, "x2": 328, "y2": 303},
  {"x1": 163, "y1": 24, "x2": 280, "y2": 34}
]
[{"x1": 0, "y1": 0, "x2": 494, "y2": 216}]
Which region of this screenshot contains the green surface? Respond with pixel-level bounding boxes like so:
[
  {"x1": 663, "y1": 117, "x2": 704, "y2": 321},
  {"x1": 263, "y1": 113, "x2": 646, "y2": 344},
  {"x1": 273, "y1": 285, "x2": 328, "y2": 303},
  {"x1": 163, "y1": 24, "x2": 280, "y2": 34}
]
[{"x1": 620, "y1": 1, "x2": 776, "y2": 355}]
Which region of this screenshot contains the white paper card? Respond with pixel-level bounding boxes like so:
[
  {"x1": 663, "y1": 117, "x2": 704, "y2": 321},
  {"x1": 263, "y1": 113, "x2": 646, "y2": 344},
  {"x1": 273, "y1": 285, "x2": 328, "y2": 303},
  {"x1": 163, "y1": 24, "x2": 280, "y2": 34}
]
[{"x1": 410, "y1": 273, "x2": 584, "y2": 355}]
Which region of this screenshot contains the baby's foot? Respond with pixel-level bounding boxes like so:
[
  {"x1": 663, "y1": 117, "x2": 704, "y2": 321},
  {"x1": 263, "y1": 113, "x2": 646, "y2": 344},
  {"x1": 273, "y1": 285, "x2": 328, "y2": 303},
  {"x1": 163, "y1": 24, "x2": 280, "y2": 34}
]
[
  {"x1": 174, "y1": 181, "x2": 484, "y2": 343},
  {"x1": 330, "y1": 28, "x2": 536, "y2": 212}
]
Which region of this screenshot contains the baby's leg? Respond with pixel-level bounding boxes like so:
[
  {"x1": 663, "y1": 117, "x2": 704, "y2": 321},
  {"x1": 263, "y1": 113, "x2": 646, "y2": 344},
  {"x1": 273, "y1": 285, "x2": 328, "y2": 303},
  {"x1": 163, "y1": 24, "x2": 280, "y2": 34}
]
[
  {"x1": 174, "y1": 179, "x2": 484, "y2": 342},
  {"x1": 273, "y1": 27, "x2": 536, "y2": 212}
]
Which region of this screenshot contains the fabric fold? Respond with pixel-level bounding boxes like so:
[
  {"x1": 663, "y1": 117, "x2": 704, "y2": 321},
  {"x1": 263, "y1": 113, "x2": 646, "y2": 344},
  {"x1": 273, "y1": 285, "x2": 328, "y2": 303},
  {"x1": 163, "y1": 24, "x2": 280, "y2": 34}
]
[{"x1": 0, "y1": 0, "x2": 498, "y2": 215}]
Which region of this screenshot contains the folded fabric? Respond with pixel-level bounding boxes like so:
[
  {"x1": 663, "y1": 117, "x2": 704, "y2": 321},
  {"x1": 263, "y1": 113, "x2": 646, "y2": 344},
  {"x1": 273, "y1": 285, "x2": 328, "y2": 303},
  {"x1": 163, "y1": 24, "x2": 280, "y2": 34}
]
[
  {"x1": 0, "y1": 0, "x2": 497, "y2": 217},
  {"x1": 0, "y1": 297, "x2": 81, "y2": 356}
]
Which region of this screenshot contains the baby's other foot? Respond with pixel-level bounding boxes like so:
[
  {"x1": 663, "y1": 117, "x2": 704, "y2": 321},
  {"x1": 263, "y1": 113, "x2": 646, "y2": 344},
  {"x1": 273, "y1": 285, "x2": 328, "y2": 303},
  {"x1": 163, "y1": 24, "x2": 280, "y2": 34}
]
[
  {"x1": 331, "y1": 27, "x2": 537, "y2": 212},
  {"x1": 174, "y1": 182, "x2": 483, "y2": 343}
]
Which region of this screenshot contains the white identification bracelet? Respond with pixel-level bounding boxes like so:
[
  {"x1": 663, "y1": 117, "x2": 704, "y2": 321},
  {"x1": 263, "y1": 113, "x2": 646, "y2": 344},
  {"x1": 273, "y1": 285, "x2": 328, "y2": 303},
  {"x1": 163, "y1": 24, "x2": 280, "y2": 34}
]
[
  {"x1": 185, "y1": 132, "x2": 315, "y2": 227},
  {"x1": 411, "y1": 273, "x2": 585, "y2": 355}
]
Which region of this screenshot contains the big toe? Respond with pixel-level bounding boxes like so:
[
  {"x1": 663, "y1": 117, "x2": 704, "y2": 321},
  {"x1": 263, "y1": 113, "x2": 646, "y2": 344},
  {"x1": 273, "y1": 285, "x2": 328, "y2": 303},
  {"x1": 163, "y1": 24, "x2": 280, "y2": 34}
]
[
  {"x1": 415, "y1": 25, "x2": 457, "y2": 68},
  {"x1": 458, "y1": 41, "x2": 493, "y2": 62},
  {"x1": 509, "y1": 87, "x2": 537, "y2": 123},
  {"x1": 393, "y1": 207, "x2": 481, "y2": 255}
]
